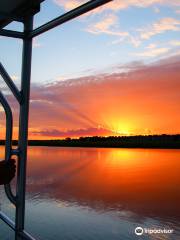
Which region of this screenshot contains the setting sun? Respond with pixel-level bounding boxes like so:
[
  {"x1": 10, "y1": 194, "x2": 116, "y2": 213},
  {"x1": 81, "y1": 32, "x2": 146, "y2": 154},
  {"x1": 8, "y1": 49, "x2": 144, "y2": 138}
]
[{"x1": 110, "y1": 124, "x2": 132, "y2": 136}]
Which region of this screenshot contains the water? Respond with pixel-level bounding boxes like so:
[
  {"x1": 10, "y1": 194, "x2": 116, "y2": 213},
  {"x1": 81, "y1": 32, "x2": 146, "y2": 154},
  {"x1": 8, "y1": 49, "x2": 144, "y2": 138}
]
[{"x1": 0, "y1": 147, "x2": 180, "y2": 240}]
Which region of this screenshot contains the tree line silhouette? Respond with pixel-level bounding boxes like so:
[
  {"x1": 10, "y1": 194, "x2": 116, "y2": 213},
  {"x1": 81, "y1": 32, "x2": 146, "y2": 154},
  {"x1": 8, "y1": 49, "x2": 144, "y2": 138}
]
[{"x1": 0, "y1": 134, "x2": 179, "y2": 148}]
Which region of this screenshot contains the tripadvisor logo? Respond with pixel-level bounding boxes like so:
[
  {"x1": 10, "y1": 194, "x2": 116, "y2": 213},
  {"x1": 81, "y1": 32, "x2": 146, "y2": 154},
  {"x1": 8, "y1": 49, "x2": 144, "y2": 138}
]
[
  {"x1": 135, "y1": 227, "x2": 143, "y2": 235},
  {"x1": 135, "y1": 226, "x2": 174, "y2": 236}
]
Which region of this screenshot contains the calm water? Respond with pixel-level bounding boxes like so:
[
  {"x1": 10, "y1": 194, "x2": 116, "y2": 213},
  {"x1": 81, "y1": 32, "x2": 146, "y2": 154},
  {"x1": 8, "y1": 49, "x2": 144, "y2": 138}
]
[{"x1": 0, "y1": 147, "x2": 180, "y2": 240}]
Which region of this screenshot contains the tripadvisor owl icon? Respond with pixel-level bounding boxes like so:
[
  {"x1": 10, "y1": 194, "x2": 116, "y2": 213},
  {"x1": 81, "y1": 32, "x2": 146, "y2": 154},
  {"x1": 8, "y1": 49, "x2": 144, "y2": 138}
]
[{"x1": 135, "y1": 227, "x2": 144, "y2": 236}]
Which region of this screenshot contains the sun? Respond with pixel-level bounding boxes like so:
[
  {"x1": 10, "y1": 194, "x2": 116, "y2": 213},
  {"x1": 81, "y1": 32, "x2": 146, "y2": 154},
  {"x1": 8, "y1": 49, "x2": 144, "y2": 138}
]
[
  {"x1": 109, "y1": 121, "x2": 133, "y2": 136},
  {"x1": 115, "y1": 129, "x2": 131, "y2": 136}
]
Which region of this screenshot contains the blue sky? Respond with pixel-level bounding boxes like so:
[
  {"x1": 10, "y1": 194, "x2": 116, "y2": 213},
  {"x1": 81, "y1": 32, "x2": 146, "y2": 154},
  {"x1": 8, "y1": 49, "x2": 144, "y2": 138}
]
[{"x1": 0, "y1": 0, "x2": 180, "y2": 85}]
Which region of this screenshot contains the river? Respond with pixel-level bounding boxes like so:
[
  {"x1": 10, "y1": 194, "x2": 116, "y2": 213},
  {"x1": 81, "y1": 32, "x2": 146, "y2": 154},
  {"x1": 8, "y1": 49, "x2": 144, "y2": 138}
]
[{"x1": 0, "y1": 147, "x2": 179, "y2": 240}]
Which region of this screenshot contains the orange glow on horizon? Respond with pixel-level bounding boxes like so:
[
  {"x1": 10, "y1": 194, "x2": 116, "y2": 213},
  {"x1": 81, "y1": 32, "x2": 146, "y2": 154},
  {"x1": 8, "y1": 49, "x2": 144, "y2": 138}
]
[{"x1": 0, "y1": 56, "x2": 180, "y2": 139}]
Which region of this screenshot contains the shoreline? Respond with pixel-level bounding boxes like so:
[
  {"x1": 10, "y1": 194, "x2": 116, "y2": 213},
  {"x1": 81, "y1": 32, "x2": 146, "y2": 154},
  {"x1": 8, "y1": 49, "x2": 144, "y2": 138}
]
[{"x1": 0, "y1": 135, "x2": 179, "y2": 149}]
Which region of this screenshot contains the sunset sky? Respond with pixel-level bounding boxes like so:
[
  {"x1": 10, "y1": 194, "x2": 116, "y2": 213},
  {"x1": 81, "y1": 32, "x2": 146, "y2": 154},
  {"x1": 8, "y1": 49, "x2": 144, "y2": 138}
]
[{"x1": 0, "y1": 0, "x2": 180, "y2": 139}]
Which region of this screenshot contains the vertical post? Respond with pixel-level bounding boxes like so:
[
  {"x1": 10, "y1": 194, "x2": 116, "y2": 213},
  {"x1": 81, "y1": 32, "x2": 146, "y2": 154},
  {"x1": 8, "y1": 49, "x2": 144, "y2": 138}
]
[{"x1": 15, "y1": 16, "x2": 33, "y2": 240}]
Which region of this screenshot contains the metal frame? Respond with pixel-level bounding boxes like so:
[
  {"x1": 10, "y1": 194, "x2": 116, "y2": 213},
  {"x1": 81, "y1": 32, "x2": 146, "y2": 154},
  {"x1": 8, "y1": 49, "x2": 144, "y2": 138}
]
[{"x1": 0, "y1": 1, "x2": 112, "y2": 239}]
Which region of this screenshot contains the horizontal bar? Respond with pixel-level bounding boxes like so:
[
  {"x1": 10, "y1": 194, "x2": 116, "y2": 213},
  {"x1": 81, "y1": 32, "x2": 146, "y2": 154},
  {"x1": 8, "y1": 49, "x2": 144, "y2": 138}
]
[
  {"x1": 0, "y1": 212, "x2": 38, "y2": 240},
  {"x1": 30, "y1": 0, "x2": 112, "y2": 38},
  {"x1": 19, "y1": 230, "x2": 38, "y2": 240},
  {"x1": 0, "y1": 29, "x2": 24, "y2": 39},
  {"x1": 0, "y1": 211, "x2": 15, "y2": 230},
  {"x1": 0, "y1": 62, "x2": 22, "y2": 103}
]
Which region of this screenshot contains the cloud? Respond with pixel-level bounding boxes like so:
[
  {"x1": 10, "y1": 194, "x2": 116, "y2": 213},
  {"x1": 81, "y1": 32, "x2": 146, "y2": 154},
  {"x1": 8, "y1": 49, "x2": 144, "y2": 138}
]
[
  {"x1": 139, "y1": 18, "x2": 180, "y2": 40},
  {"x1": 1, "y1": 54, "x2": 180, "y2": 139},
  {"x1": 98, "y1": 0, "x2": 164, "y2": 12},
  {"x1": 53, "y1": 0, "x2": 87, "y2": 11},
  {"x1": 32, "y1": 127, "x2": 114, "y2": 138},
  {"x1": 86, "y1": 14, "x2": 143, "y2": 47},
  {"x1": 54, "y1": 0, "x2": 180, "y2": 13},
  {"x1": 133, "y1": 43, "x2": 170, "y2": 58},
  {"x1": 53, "y1": 1, "x2": 180, "y2": 49},
  {"x1": 86, "y1": 14, "x2": 117, "y2": 34},
  {"x1": 86, "y1": 16, "x2": 180, "y2": 49},
  {"x1": 28, "y1": 54, "x2": 180, "y2": 138},
  {"x1": 105, "y1": 0, "x2": 180, "y2": 12},
  {"x1": 86, "y1": 14, "x2": 129, "y2": 38},
  {"x1": 135, "y1": 47, "x2": 170, "y2": 57},
  {"x1": 146, "y1": 43, "x2": 157, "y2": 49}
]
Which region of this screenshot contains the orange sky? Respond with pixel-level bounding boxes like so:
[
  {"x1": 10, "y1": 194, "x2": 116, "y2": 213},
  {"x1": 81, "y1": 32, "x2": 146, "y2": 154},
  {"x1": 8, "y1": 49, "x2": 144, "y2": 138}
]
[{"x1": 0, "y1": 55, "x2": 180, "y2": 139}]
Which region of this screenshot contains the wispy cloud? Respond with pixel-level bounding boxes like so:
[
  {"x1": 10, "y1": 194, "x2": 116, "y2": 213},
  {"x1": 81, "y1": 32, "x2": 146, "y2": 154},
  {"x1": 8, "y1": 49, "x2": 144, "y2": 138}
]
[
  {"x1": 146, "y1": 43, "x2": 157, "y2": 49},
  {"x1": 135, "y1": 43, "x2": 172, "y2": 58},
  {"x1": 86, "y1": 14, "x2": 117, "y2": 34},
  {"x1": 53, "y1": 1, "x2": 180, "y2": 49},
  {"x1": 53, "y1": 0, "x2": 87, "y2": 11},
  {"x1": 103, "y1": 0, "x2": 180, "y2": 12},
  {"x1": 32, "y1": 127, "x2": 114, "y2": 138},
  {"x1": 138, "y1": 18, "x2": 180, "y2": 40},
  {"x1": 135, "y1": 47, "x2": 170, "y2": 58},
  {"x1": 111, "y1": 35, "x2": 141, "y2": 47},
  {"x1": 86, "y1": 14, "x2": 128, "y2": 38},
  {"x1": 86, "y1": 15, "x2": 180, "y2": 48},
  {"x1": 86, "y1": 14, "x2": 143, "y2": 47},
  {"x1": 54, "y1": 0, "x2": 180, "y2": 14}
]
